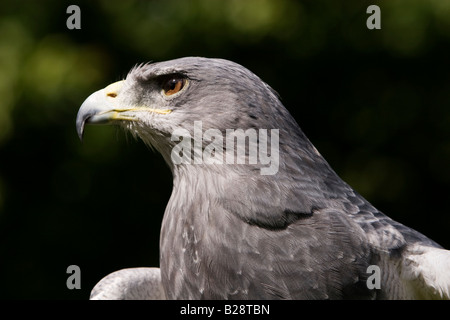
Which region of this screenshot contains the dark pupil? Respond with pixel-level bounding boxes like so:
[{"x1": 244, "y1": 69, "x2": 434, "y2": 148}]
[{"x1": 169, "y1": 79, "x2": 178, "y2": 90}]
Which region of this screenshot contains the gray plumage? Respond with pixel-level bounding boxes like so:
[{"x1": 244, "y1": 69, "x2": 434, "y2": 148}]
[
  {"x1": 90, "y1": 268, "x2": 165, "y2": 300},
  {"x1": 77, "y1": 57, "x2": 450, "y2": 299}
]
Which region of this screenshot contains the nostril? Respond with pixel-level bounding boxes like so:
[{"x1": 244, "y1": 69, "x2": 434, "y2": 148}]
[{"x1": 107, "y1": 92, "x2": 117, "y2": 98}]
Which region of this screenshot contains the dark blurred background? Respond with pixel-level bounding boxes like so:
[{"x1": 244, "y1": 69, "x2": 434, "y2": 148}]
[{"x1": 0, "y1": 0, "x2": 449, "y2": 299}]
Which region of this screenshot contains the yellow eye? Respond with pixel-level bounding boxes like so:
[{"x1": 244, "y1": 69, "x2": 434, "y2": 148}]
[{"x1": 163, "y1": 78, "x2": 186, "y2": 96}]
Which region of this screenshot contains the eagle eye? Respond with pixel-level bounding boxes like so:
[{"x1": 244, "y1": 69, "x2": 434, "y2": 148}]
[{"x1": 162, "y1": 77, "x2": 186, "y2": 96}]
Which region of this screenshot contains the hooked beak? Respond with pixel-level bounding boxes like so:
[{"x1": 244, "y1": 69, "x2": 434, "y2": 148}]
[
  {"x1": 76, "y1": 80, "x2": 171, "y2": 140},
  {"x1": 76, "y1": 81, "x2": 127, "y2": 140}
]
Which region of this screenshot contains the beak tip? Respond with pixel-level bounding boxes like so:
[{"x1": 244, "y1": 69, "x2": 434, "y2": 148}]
[
  {"x1": 76, "y1": 113, "x2": 87, "y2": 141},
  {"x1": 76, "y1": 124, "x2": 84, "y2": 141},
  {"x1": 77, "y1": 129, "x2": 84, "y2": 141}
]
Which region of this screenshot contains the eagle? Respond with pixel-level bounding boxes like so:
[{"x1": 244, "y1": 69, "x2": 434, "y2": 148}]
[{"x1": 76, "y1": 57, "x2": 450, "y2": 299}]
